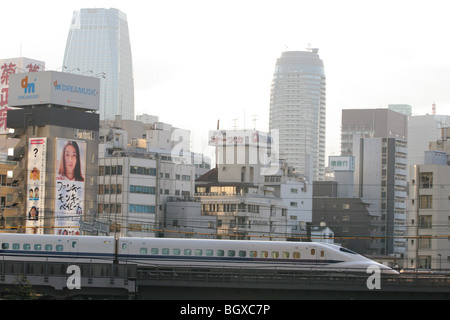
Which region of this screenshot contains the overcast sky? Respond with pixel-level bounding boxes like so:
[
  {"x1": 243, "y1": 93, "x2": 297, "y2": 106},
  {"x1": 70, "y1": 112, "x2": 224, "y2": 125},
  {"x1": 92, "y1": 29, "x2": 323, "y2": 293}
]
[{"x1": 2, "y1": 0, "x2": 450, "y2": 161}]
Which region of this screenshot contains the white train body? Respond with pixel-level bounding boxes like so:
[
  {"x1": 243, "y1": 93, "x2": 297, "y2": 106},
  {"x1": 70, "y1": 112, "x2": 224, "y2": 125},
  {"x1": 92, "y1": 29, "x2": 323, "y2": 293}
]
[{"x1": 0, "y1": 234, "x2": 398, "y2": 275}]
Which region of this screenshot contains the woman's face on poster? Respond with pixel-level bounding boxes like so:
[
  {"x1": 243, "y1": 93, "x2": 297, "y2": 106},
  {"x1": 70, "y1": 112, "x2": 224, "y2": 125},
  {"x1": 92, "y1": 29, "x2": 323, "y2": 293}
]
[{"x1": 64, "y1": 144, "x2": 77, "y2": 175}]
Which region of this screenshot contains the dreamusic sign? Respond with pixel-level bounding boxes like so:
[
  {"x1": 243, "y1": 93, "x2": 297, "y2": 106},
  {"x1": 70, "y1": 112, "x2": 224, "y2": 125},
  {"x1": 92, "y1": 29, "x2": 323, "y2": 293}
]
[{"x1": 8, "y1": 71, "x2": 100, "y2": 111}]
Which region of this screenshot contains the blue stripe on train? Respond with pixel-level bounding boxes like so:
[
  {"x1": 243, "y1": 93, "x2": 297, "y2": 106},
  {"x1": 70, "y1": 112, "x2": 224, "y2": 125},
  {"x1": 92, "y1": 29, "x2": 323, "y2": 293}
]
[{"x1": 1, "y1": 250, "x2": 345, "y2": 265}]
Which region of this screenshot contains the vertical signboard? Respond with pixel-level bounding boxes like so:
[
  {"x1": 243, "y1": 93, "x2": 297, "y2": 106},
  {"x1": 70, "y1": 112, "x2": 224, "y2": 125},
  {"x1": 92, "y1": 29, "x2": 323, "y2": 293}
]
[
  {"x1": 26, "y1": 138, "x2": 47, "y2": 234},
  {"x1": 54, "y1": 138, "x2": 86, "y2": 235},
  {"x1": 0, "y1": 58, "x2": 45, "y2": 133}
]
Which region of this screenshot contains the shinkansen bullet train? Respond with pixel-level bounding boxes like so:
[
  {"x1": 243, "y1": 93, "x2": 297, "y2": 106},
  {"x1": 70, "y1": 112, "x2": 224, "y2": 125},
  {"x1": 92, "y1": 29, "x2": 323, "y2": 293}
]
[{"x1": 0, "y1": 233, "x2": 398, "y2": 275}]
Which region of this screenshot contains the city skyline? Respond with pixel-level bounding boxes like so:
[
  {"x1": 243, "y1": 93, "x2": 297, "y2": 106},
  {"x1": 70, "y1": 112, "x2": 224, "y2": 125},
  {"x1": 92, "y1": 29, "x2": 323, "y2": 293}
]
[{"x1": 2, "y1": 0, "x2": 450, "y2": 160}]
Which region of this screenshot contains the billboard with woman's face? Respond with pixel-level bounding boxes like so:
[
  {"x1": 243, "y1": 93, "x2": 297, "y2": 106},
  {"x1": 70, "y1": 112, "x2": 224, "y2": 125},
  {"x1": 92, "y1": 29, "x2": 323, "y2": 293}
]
[{"x1": 54, "y1": 138, "x2": 86, "y2": 235}]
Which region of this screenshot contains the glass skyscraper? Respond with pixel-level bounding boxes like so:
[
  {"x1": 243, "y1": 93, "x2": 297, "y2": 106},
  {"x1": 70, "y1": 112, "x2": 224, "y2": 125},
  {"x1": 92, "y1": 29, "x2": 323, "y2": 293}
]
[
  {"x1": 63, "y1": 8, "x2": 134, "y2": 120},
  {"x1": 269, "y1": 49, "x2": 326, "y2": 181}
]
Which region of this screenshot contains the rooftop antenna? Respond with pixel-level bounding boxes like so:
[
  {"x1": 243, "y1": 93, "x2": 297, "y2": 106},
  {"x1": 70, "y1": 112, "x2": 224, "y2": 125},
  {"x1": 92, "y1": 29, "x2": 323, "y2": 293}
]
[
  {"x1": 252, "y1": 114, "x2": 258, "y2": 130},
  {"x1": 232, "y1": 118, "x2": 238, "y2": 131},
  {"x1": 306, "y1": 43, "x2": 319, "y2": 53}
]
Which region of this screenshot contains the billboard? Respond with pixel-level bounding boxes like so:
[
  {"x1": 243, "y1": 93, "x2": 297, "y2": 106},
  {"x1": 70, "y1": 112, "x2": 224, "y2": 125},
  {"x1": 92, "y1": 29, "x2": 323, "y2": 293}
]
[
  {"x1": 26, "y1": 138, "x2": 47, "y2": 234},
  {"x1": 208, "y1": 130, "x2": 276, "y2": 147},
  {"x1": 329, "y1": 156, "x2": 355, "y2": 172},
  {"x1": 0, "y1": 57, "x2": 45, "y2": 133},
  {"x1": 8, "y1": 71, "x2": 100, "y2": 111},
  {"x1": 54, "y1": 138, "x2": 87, "y2": 235}
]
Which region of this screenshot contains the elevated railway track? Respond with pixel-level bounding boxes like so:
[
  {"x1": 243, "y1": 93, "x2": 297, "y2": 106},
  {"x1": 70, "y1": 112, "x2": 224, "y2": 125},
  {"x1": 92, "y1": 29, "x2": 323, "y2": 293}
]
[{"x1": 1, "y1": 259, "x2": 450, "y2": 299}]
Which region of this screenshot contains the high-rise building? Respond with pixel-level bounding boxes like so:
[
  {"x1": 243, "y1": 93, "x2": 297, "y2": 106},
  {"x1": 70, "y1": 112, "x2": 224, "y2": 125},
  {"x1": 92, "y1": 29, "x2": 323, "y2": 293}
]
[
  {"x1": 409, "y1": 160, "x2": 450, "y2": 270},
  {"x1": 269, "y1": 49, "x2": 326, "y2": 181},
  {"x1": 340, "y1": 108, "x2": 408, "y2": 255},
  {"x1": 353, "y1": 137, "x2": 408, "y2": 255},
  {"x1": 63, "y1": 8, "x2": 135, "y2": 120}
]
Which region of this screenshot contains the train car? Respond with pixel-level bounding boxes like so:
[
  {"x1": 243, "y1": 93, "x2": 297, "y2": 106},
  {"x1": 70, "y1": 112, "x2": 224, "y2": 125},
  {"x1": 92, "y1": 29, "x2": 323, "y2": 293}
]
[
  {"x1": 0, "y1": 233, "x2": 116, "y2": 263},
  {"x1": 0, "y1": 234, "x2": 398, "y2": 275},
  {"x1": 117, "y1": 237, "x2": 398, "y2": 275}
]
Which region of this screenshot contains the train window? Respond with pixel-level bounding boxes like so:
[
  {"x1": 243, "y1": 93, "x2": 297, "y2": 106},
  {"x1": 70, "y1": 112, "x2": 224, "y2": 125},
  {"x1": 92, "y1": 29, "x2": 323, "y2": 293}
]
[
  {"x1": 34, "y1": 244, "x2": 42, "y2": 251},
  {"x1": 122, "y1": 243, "x2": 128, "y2": 251},
  {"x1": 339, "y1": 247, "x2": 357, "y2": 255},
  {"x1": 311, "y1": 249, "x2": 316, "y2": 255},
  {"x1": 184, "y1": 249, "x2": 191, "y2": 256},
  {"x1": 13, "y1": 243, "x2": 20, "y2": 250},
  {"x1": 206, "y1": 249, "x2": 214, "y2": 256},
  {"x1": 227, "y1": 250, "x2": 235, "y2": 257},
  {"x1": 250, "y1": 251, "x2": 257, "y2": 258},
  {"x1": 173, "y1": 248, "x2": 181, "y2": 255},
  {"x1": 282, "y1": 252, "x2": 290, "y2": 259},
  {"x1": 151, "y1": 248, "x2": 159, "y2": 255},
  {"x1": 320, "y1": 250, "x2": 325, "y2": 258},
  {"x1": 162, "y1": 248, "x2": 170, "y2": 255},
  {"x1": 239, "y1": 250, "x2": 246, "y2": 258},
  {"x1": 23, "y1": 244, "x2": 31, "y2": 250},
  {"x1": 217, "y1": 250, "x2": 224, "y2": 257},
  {"x1": 293, "y1": 252, "x2": 301, "y2": 259},
  {"x1": 1, "y1": 243, "x2": 8, "y2": 249},
  {"x1": 56, "y1": 245, "x2": 64, "y2": 252},
  {"x1": 261, "y1": 251, "x2": 268, "y2": 258},
  {"x1": 140, "y1": 248, "x2": 148, "y2": 254},
  {"x1": 45, "y1": 245, "x2": 53, "y2": 251},
  {"x1": 195, "y1": 249, "x2": 203, "y2": 256},
  {"x1": 272, "y1": 251, "x2": 279, "y2": 258},
  {"x1": 71, "y1": 241, "x2": 77, "y2": 249}
]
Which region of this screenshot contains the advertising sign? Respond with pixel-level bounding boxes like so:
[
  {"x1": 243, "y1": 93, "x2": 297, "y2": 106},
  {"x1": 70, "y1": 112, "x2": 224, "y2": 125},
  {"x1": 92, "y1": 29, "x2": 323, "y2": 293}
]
[
  {"x1": 208, "y1": 130, "x2": 276, "y2": 147},
  {"x1": 329, "y1": 156, "x2": 355, "y2": 172},
  {"x1": 8, "y1": 71, "x2": 100, "y2": 111},
  {"x1": 54, "y1": 138, "x2": 86, "y2": 235},
  {"x1": 0, "y1": 57, "x2": 45, "y2": 133},
  {"x1": 26, "y1": 137, "x2": 47, "y2": 234}
]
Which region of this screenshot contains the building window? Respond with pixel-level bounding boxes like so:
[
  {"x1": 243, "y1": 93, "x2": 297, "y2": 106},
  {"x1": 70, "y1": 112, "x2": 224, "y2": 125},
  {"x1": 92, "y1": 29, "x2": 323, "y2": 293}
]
[
  {"x1": 420, "y1": 172, "x2": 433, "y2": 189},
  {"x1": 129, "y1": 204, "x2": 155, "y2": 214},
  {"x1": 419, "y1": 195, "x2": 432, "y2": 209},
  {"x1": 130, "y1": 166, "x2": 156, "y2": 176},
  {"x1": 419, "y1": 215, "x2": 432, "y2": 229},
  {"x1": 418, "y1": 238, "x2": 431, "y2": 250}
]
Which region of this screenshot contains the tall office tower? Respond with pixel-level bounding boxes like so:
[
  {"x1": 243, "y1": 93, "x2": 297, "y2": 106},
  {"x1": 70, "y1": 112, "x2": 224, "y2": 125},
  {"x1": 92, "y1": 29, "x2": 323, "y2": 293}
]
[
  {"x1": 269, "y1": 49, "x2": 326, "y2": 181},
  {"x1": 63, "y1": 8, "x2": 135, "y2": 120}
]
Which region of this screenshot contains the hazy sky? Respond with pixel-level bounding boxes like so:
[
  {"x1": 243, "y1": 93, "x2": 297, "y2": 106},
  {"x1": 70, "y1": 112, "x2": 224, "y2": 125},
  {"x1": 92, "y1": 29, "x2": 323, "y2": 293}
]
[{"x1": 2, "y1": 0, "x2": 450, "y2": 161}]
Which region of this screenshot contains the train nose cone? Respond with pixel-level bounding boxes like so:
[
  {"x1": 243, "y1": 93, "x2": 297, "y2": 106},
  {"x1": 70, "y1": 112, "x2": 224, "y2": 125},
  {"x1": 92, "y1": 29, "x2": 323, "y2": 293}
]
[{"x1": 368, "y1": 263, "x2": 399, "y2": 275}]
